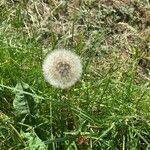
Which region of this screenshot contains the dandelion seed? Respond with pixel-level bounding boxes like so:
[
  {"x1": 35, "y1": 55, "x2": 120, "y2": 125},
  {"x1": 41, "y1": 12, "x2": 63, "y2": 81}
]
[{"x1": 42, "y1": 49, "x2": 82, "y2": 89}]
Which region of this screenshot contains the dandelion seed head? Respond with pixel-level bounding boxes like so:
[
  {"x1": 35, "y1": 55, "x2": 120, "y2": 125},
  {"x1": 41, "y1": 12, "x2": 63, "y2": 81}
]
[{"x1": 42, "y1": 49, "x2": 82, "y2": 89}]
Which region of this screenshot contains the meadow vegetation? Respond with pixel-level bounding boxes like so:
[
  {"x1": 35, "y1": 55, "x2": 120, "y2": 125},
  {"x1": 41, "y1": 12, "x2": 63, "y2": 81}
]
[{"x1": 0, "y1": 0, "x2": 150, "y2": 149}]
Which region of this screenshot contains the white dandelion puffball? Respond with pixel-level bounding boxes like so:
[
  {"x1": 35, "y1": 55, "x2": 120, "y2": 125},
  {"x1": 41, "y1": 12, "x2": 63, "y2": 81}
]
[{"x1": 42, "y1": 49, "x2": 82, "y2": 89}]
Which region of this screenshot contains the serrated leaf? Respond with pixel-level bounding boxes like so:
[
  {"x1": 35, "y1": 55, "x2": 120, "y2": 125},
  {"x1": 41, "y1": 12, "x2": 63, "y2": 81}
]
[
  {"x1": 13, "y1": 81, "x2": 38, "y2": 116},
  {"x1": 21, "y1": 130, "x2": 47, "y2": 150}
]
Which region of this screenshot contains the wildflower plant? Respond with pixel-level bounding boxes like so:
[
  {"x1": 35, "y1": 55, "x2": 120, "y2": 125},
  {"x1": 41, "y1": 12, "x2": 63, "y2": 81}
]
[{"x1": 42, "y1": 49, "x2": 82, "y2": 89}]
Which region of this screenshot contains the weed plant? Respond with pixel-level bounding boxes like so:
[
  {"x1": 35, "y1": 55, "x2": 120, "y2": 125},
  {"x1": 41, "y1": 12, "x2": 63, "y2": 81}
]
[{"x1": 0, "y1": 0, "x2": 150, "y2": 150}]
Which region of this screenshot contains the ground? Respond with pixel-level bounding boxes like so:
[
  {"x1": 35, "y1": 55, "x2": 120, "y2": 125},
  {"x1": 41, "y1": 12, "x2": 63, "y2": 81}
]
[{"x1": 0, "y1": 0, "x2": 150, "y2": 150}]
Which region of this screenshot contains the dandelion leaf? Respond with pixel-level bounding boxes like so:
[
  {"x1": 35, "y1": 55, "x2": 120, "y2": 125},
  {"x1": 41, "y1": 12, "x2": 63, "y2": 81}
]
[
  {"x1": 13, "y1": 81, "x2": 38, "y2": 116},
  {"x1": 21, "y1": 130, "x2": 47, "y2": 150}
]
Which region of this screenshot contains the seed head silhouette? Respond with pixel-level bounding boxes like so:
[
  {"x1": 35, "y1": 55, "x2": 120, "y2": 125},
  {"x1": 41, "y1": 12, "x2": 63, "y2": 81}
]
[{"x1": 42, "y1": 49, "x2": 82, "y2": 89}]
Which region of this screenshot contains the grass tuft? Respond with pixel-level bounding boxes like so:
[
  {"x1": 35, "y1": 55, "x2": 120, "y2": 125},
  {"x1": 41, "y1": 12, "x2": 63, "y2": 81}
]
[{"x1": 0, "y1": 0, "x2": 150, "y2": 149}]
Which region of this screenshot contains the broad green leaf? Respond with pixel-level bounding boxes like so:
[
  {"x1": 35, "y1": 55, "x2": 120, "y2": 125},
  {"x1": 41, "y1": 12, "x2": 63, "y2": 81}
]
[
  {"x1": 21, "y1": 130, "x2": 47, "y2": 150},
  {"x1": 13, "y1": 81, "x2": 38, "y2": 116}
]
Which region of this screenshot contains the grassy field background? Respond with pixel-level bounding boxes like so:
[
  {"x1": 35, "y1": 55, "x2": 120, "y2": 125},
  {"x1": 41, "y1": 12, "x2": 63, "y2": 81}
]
[{"x1": 0, "y1": 0, "x2": 150, "y2": 149}]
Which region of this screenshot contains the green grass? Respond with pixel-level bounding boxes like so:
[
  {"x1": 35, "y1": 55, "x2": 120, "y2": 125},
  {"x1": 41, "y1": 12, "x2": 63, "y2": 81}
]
[{"x1": 0, "y1": 0, "x2": 150, "y2": 150}]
